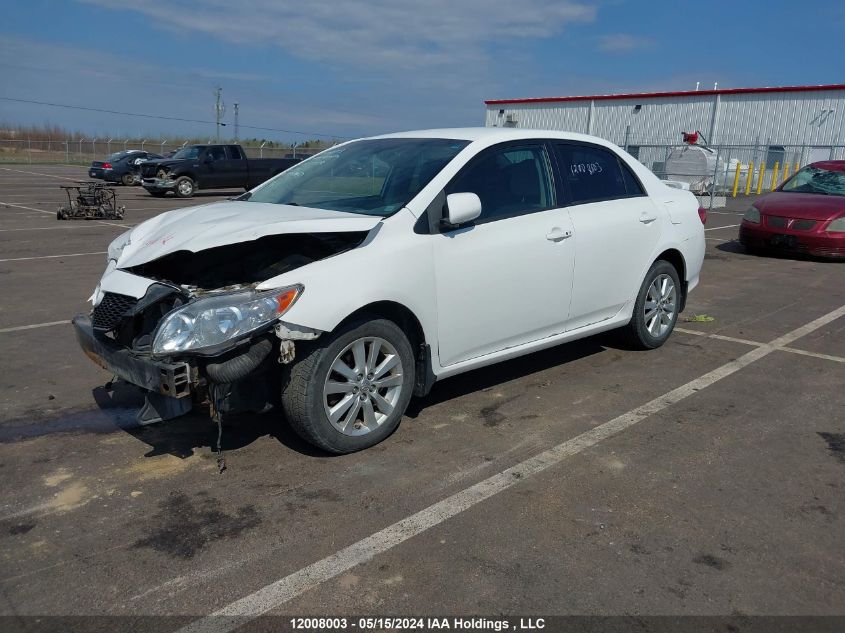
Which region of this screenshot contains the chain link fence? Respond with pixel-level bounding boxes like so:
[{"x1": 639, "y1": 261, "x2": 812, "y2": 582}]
[
  {"x1": 0, "y1": 138, "x2": 340, "y2": 165},
  {"x1": 623, "y1": 142, "x2": 845, "y2": 209},
  {"x1": 2, "y1": 136, "x2": 843, "y2": 211}
]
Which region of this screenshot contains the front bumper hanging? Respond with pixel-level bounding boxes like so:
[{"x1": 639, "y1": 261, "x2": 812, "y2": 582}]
[{"x1": 72, "y1": 315, "x2": 193, "y2": 398}]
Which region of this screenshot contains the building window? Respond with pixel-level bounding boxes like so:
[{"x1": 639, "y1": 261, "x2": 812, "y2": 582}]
[
  {"x1": 626, "y1": 145, "x2": 641, "y2": 160},
  {"x1": 766, "y1": 145, "x2": 785, "y2": 167}
]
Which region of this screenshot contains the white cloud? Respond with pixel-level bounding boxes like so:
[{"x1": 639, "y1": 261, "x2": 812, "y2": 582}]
[
  {"x1": 597, "y1": 33, "x2": 655, "y2": 53},
  {"x1": 81, "y1": 0, "x2": 596, "y2": 72}
]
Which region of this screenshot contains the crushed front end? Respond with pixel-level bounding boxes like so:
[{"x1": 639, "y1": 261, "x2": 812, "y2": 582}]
[{"x1": 74, "y1": 223, "x2": 369, "y2": 426}]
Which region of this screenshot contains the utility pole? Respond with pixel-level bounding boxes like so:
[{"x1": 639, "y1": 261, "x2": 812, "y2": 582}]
[
  {"x1": 214, "y1": 87, "x2": 226, "y2": 142},
  {"x1": 233, "y1": 102, "x2": 239, "y2": 141}
]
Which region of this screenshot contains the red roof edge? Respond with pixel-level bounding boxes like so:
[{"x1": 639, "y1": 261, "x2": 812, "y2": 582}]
[{"x1": 484, "y1": 84, "x2": 845, "y2": 106}]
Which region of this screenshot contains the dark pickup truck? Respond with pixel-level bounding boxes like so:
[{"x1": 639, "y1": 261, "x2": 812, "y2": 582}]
[{"x1": 140, "y1": 144, "x2": 300, "y2": 198}]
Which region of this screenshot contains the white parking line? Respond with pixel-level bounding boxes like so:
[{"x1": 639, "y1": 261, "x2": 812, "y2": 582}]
[
  {"x1": 176, "y1": 305, "x2": 845, "y2": 633},
  {"x1": 675, "y1": 327, "x2": 763, "y2": 347},
  {"x1": 704, "y1": 224, "x2": 741, "y2": 231},
  {"x1": 0, "y1": 320, "x2": 71, "y2": 334},
  {"x1": 675, "y1": 326, "x2": 845, "y2": 363},
  {"x1": 0, "y1": 251, "x2": 106, "y2": 263},
  {"x1": 779, "y1": 346, "x2": 845, "y2": 364},
  {"x1": 0, "y1": 166, "x2": 80, "y2": 181},
  {"x1": 0, "y1": 226, "x2": 111, "y2": 232}
]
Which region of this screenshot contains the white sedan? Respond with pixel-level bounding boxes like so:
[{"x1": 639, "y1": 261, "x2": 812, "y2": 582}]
[{"x1": 74, "y1": 128, "x2": 705, "y2": 453}]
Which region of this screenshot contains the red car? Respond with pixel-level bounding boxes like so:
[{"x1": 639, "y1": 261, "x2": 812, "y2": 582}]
[{"x1": 739, "y1": 161, "x2": 845, "y2": 259}]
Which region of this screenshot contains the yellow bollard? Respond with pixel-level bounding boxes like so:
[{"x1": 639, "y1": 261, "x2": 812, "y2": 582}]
[
  {"x1": 770, "y1": 162, "x2": 780, "y2": 191},
  {"x1": 794, "y1": 161, "x2": 800, "y2": 174},
  {"x1": 781, "y1": 162, "x2": 790, "y2": 184},
  {"x1": 731, "y1": 162, "x2": 742, "y2": 197},
  {"x1": 756, "y1": 163, "x2": 766, "y2": 195},
  {"x1": 745, "y1": 161, "x2": 754, "y2": 196}
]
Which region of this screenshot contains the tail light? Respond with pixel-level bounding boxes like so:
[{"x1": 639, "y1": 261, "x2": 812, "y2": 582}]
[
  {"x1": 102, "y1": 162, "x2": 112, "y2": 169},
  {"x1": 698, "y1": 206, "x2": 707, "y2": 225}
]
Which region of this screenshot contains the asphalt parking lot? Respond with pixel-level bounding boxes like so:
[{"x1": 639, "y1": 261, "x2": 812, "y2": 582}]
[{"x1": 0, "y1": 165, "x2": 843, "y2": 629}]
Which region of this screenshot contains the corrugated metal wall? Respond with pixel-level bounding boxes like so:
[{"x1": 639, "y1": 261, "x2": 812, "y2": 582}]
[{"x1": 484, "y1": 89, "x2": 845, "y2": 147}]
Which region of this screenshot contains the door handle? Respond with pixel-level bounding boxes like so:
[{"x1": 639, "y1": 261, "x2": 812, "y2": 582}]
[
  {"x1": 639, "y1": 212, "x2": 658, "y2": 224},
  {"x1": 546, "y1": 227, "x2": 572, "y2": 241}
]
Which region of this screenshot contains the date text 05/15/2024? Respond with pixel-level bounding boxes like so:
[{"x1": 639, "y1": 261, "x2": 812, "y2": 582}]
[{"x1": 289, "y1": 617, "x2": 546, "y2": 630}]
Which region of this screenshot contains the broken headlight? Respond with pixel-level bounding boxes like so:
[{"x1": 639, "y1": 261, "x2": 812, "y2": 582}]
[
  {"x1": 107, "y1": 230, "x2": 132, "y2": 262},
  {"x1": 152, "y1": 285, "x2": 302, "y2": 355},
  {"x1": 743, "y1": 206, "x2": 760, "y2": 224}
]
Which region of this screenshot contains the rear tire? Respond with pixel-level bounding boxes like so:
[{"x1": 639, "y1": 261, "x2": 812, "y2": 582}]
[
  {"x1": 622, "y1": 260, "x2": 681, "y2": 350},
  {"x1": 281, "y1": 317, "x2": 415, "y2": 454},
  {"x1": 121, "y1": 173, "x2": 135, "y2": 186},
  {"x1": 174, "y1": 176, "x2": 195, "y2": 198}
]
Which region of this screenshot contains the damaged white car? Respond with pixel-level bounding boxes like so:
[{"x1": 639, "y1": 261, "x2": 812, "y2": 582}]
[{"x1": 73, "y1": 128, "x2": 705, "y2": 454}]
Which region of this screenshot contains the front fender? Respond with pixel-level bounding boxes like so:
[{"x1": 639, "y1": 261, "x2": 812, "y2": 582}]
[{"x1": 256, "y1": 208, "x2": 438, "y2": 346}]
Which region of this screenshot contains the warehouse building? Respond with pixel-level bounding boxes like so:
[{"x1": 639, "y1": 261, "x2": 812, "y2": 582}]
[{"x1": 484, "y1": 84, "x2": 845, "y2": 174}]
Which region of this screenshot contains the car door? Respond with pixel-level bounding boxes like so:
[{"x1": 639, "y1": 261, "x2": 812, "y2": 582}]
[
  {"x1": 552, "y1": 142, "x2": 663, "y2": 331},
  {"x1": 201, "y1": 146, "x2": 228, "y2": 188},
  {"x1": 225, "y1": 145, "x2": 250, "y2": 187},
  {"x1": 433, "y1": 141, "x2": 576, "y2": 367}
]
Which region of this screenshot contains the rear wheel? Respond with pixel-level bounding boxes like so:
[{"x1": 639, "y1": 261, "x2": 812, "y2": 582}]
[
  {"x1": 121, "y1": 173, "x2": 135, "y2": 186},
  {"x1": 174, "y1": 176, "x2": 195, "y2": 198},
  {"x1": 622, "y1": 260, "x2": 680, "y2": 350},
  {"x1": 281, "y1": 317, "x2": 415, "y2": 454}
]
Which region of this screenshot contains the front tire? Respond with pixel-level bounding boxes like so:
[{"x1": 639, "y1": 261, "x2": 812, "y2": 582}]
[
  {"x1": 281, "y1": 317, "x2": 415, "y2": 454},
  {"x1": 174, "y1": 176, "x2": 195, "y2": 198},
  {"x1": 622, "y1": 260, "x2": 681, "y2": 350}
]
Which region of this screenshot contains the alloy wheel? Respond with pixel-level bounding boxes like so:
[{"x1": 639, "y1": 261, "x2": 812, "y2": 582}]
[
  {"x1": 644, "y1": 273, "x2": 677, "y2": 337},
  {"x1": 323, "y1": 337, "x2": 404, "y2": 436}
]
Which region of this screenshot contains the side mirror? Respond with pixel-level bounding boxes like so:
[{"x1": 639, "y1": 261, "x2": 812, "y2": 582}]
[{"x1": 442, "y1": 192, "x2": 482, "y2": 229}]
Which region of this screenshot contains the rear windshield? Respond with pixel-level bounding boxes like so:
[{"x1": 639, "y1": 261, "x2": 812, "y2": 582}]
[
  {"x1": 246, "y1": 138, "x2": 469, "y2": 216},
  {"x1": 106, "y1": 151, "x2": 138, "y2": 162},
  {"x1": 781, "y1": 166, "x2": 845, "y2": 196}
]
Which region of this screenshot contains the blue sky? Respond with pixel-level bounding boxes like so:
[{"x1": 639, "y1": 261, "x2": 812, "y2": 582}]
[{"x1": 1, "y1": 0, "x2": 844, "y2": 143}]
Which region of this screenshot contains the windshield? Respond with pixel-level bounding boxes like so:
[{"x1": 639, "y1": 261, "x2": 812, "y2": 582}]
[
  {"x1": 247, "y1": 138, "x2": 469, "y2": 216},
  {"x1": 171, "y1": 146, "x2": 204, "y2": 160},
  {"x1": 781, "y1": 166, "x2": 845, "y2": 196}
]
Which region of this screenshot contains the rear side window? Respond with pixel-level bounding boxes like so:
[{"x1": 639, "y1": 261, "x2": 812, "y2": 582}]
[
  {"x1": 556, "y1": 143, "x2": 643, "y2": 204},
  {"x1": 447, "y1": 144, "x2": 553, "y2": 223}
]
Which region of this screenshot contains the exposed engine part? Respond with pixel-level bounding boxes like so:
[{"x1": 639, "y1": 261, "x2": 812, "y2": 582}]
[
  {"x1": 125, "y1": 232, "x2": 367, "y2": 290},
  {"x1": 275, "y1": 321, "x2": 322, "y2": 341},
  {"x1": 57, "y1": 182, "x2": 125, "y2": 220},
  {"x1": 204, "y1": 338, "x2": 274, "y2": 383},
  {"x1": 279, "y1": 339, "x2": 296, "y2": 364}
]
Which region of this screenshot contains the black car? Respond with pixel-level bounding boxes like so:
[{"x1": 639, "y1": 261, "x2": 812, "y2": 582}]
[
  {"x1": 140, "y1": 144, "x2": 299, "y2": 198},
  {"x1": 89, "y1": 151, "x2": 163, "y2": 186}
]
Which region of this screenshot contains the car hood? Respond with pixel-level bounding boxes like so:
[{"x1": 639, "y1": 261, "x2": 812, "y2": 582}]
[
  {"x1": 755, "y1": 191, "x2": 845, "y2": 220},
  {"x1": 141, "y1": 159, "x2": 181, "y2": 169},
  {"x1": 115, "y1": 201, "x2": 383, "y2": 268}
]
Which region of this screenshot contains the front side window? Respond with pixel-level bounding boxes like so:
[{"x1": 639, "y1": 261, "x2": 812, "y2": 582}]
[
  {"x1": 555, "y1": 143, "x2": 636, "y2": 204},
  {"x1": 447, "y1": 145, "x2": 553, "y2": 222},
  {"x1": 171, "y1": 146, "x2": 203, "y2": 160},
  {"x1": 247, "y1": 138, "x2": 469, "y2": 217},
  {"x1": 781, "y1": 166, "x2": 845, "y2": 196},
  {"x1": 227, "y1": 145, "x2": 244, "y2": 160}
]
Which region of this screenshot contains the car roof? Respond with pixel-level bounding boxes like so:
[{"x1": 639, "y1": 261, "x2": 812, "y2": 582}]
[
  {"x1": 364, "y1": 127, "x2": 619, "y2": 147},
  {"x1": 808, "y1": 160, "x2": 845, "y2": 172}
]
